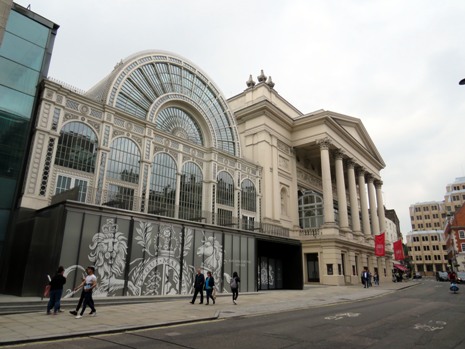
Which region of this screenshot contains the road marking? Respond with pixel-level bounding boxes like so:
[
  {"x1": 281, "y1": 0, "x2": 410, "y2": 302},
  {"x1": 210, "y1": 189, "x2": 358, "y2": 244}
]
[
  {"x1": 324, "y1": 312, "x2": 361, "y2": 320},
  {"x1": 414, "y1": 320, "x2": 447, "y2": 332}
]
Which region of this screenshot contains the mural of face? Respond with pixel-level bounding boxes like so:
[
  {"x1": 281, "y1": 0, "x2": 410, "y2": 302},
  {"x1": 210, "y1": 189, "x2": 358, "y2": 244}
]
[{"x1": 197, "y1": 236, "x2": 222, "y2": 273}]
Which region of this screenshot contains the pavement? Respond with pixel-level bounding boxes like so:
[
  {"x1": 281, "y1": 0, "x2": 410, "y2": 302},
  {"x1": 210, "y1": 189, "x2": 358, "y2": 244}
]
[{"x1": 0, "y1": 280, "x2": 418, "y2": 346}]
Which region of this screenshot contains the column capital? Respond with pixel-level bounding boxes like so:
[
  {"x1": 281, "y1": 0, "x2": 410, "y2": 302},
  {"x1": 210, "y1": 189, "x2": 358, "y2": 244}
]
[
  {"x1": 333, "y1": 149, "x2": 345, "y2": 160},
  {"x1": 345, "y1": 158, "x2": 357, "y2": 169},
  {"x1": 375, "y1": 179, "x2": 383, "y2": 189},
  {"x1": 317, "y1": 137, "x2": 332, "y2": 150},
  {"x1": 356, "y1": 166, "x2": 366, "y2": 177},
  {"x1": 366, "y1": 174, "x2": 375, "y2": 184}
]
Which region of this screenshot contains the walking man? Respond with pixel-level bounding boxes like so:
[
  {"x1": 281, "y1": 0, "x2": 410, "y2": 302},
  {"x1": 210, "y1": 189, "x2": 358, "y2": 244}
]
[{"x1": 190, "y1": 268, "x2": 205, "y2": 304}]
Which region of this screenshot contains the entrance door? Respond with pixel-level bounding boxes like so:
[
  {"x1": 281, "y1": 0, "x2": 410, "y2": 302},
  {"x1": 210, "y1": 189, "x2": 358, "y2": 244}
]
[{"x1": 306, "y1": 253, "x2": 319, "y2": 282}]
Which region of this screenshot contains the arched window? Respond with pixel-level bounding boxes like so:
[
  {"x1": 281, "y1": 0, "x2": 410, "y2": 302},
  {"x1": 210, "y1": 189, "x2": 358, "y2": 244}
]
[
  {"x1": 241, "y1": 179, "x2": 256, "y2": 212},
  {"x1": 298, "y1": 191, "x2": 324, "y2": 228},
  {"x1": 179, "y1": 162, "x2": 203, "y2": 220},
  {"x1": 156, "y1": 107, "x2": 203, "y2": 146},
  {"x1": 149, "y1": 153, "x2": 177, "y2": 217},
  {"x1": 280, "y1": 187, "x2": 288, "y2": 216},
  {"x1": 106, "y1": 138, "x2": 140, "y2": 184},
  {"x1": 216, "y1": 171, "x2": 234, "y2": 207},
  {"x1": 55, "y1": 122, "x2": 98, "y2": 173}
]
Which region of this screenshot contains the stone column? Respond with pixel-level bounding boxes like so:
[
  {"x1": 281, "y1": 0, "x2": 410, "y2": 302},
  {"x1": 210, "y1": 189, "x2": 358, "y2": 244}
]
[
  {"x1": 357, "y1": 168, "x2": 371, "y2": 237},
  {"x1": 318, "y1": 138, "x2": 335, "y2": 225},
  {"x1": 376, "y1": 180, "x2": 387, "y2": 234},
  {"x1": 334, "y1": 150, "x2": 349, "y2": 230},
  {"x1": 347, "y1": 159, "x2": 361, "y2": 234},
  {"x1": 367, "y1": 175, "x2": 380, "y2": 235}
]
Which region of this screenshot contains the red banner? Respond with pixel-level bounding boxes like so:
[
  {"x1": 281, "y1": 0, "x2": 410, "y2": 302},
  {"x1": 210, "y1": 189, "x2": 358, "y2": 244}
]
[
  {"x1": 375, "y1": 233, "x2": 385, "y2": 256},
  {"x1": 393, "y1": 239, "x2": 405, "y2": 260}
]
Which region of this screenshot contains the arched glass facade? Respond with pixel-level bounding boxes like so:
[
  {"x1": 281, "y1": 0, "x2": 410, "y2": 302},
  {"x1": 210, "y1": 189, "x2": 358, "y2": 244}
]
[
  {"x1": 155, "y1": 107, "x2": 203, "y2": 145},
  {"x1": 179, "y1": 162, "x2": 203, "y2": 220},
  {"x1": 241, "y1": 179, "x2": 256, "y2": 212},
  {"x1": 106, "y1": 138, "x2": 141, "y2": 184},
  {"x1": 106, "y1": 54, "x2": 239, "y2": 156},
  {"x1": 217, "y1": 171, "x2": 234, "y2": 207},
  {"x1": 149, "y1": 153, "x2": 177, "y2": 217},
  {"x1": 55, "y1": 121, "x2": 98, "y2": 173},
  {"x1": 298, "y1": 191, "x2": 324, "y2": 228}
]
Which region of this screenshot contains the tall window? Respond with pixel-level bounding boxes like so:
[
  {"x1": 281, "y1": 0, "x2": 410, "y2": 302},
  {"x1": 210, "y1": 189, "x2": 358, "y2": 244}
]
[
  {"x1": 106, "y1": 138, "x2": 140, "y2": 184},
  {"x1": 241, "y1": 179, "x2": 256, "y2": 212},
  {"x1": 149, "y1": 153, "x2": 177, "y2": 217},
  {"x1": 106, "y1": 184, "x2": 134, "y2": 210},
  {"x1": 217, "y1": 171, "x2": 234, "y2": 207},
  {"x1": 55, "y1": 122, "x2": 98, "y2": 173},
  {"x1": 55, "y1": 175, "x2": 88, "y2": 203},
  {"x1": 179, "y1": 162, "x2": 203, "y2": 221},
  {"x1": 298, "y1": 191, "x2": 324, "y2": 228}
]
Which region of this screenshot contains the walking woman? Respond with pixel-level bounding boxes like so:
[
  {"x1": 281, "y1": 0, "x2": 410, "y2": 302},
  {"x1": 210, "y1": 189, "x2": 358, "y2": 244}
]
[
  {"x1": 230, "y1": 271, "x2": 240, "y2": 304},
  {"x1": 46, "y1": 266, "x2": 66, "y2": 315},
  {"x1": 204, "y1": 271, "x2": 215, "y2": 305}
]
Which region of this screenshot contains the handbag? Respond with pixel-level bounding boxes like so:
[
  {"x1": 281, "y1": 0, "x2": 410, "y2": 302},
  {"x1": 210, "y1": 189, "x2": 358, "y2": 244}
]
[
  {"x1": 212, "y1": 287, "x2": 217, "y2": 300},
  {"x1": 43, "y1": 284, "x2": 51, "y2": 298}
]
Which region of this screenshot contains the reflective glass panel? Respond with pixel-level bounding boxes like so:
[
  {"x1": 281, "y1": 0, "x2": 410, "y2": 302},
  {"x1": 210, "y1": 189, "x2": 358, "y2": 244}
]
[
  {"x1": 0, "y1": 32, "x2": 45, "y2": 71},
  {"x1": 0, "y1": 85, "x2": 35, "y2": 118},
  {"x1": 149, "y1": 153, "x2": 177, "y2": 217},
  {"x1": 6, "y1": 11, "x2": 49, "y2": 48},
  {"x1": 107, "y1": 138, "x2": 141, "y2": 184},
  {"x1": 179, "y1": 162, "x2": 203, "y2": 221},
  {"x1": 106, "y1": 184, "x2": 135, "y2": 210},
  {"x1": 55, "y1": 122, "x2": 98, "y2": 173},
  {"x1": 241, "y1": 179, "x2": 256, "y2": 212},
  {"x1": 216, "y1": 171, "x2": 234, "y2": 207}
]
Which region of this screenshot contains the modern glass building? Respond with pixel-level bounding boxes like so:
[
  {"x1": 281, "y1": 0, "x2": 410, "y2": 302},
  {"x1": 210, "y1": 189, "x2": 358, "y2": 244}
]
[{"x1": 0, "y1": 3, "x2": 58, "y2": 261}]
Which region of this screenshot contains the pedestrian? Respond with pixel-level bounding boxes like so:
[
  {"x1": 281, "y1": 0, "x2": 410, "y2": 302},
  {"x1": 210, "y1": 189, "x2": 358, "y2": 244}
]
[
  {"x1": 362, "y1": 268, "x2": 369, "y2": 288},
  {"x1": 69, "y1": 276, "x2": 85, "y2": 316},
  {"x1": 373, "y1": 271, "x2": 379, "y2": 286},
  {"x1": 190, "y1": 268, "x2": 205, "y2": 304},
  {"x1": 46, "y1": 266, "x2": 66, "y2": 315},
  {"x1": 73, "y1": 266, "x2": 97, "y2": 319},
  {"x1": 204, "y1": 271, "x2": 215, "y2": 305},
  {"x1": 367, "y1": 270, "x2": 372, "y2": 287},
  {"x1": 230, "y1": 271, "x2": 240, "y2": 305}
]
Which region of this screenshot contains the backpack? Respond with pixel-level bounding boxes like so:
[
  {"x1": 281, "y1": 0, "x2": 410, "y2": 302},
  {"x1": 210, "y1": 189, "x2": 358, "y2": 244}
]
[{"x1": 230, "y1": 277, "x2": 237, "y2": 289}]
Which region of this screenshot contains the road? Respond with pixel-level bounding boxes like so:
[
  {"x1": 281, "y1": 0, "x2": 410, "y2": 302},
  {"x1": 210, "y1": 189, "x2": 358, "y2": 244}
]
[{"x1": 7, "y1": 279, "x2": 465, "y2": 349}]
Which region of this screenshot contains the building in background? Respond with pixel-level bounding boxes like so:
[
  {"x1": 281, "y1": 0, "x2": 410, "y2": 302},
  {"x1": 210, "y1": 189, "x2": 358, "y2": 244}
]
[
  {"x1": 444, "y1": 177, "x2": 465, "y2": 215},
  {"x1": 444, "y1": 203, "x2": 465, "y2": 272},
  {"x1": 405, "y1": 230, "x2": 448, "y2": 276},
  {"x1": 409, "y1": 201, "x2": 446, "y2": 232},
  {"x1": 0, "y1": 2, "x2": 58, "y2": 266},
  {"x1": 1, "y1": 40, "x2": 392, "y2": 295}
]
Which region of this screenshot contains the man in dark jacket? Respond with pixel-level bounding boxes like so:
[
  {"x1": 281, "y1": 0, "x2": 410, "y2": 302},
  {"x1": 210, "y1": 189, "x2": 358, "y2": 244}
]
[{"x1": 190, "y1": 268, "x2": 205, "y2": 304}]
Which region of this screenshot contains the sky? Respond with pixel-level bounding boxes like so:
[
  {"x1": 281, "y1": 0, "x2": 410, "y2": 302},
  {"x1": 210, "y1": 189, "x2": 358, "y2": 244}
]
[{"x1": 15, "y1": 0, "x2": 465, "y2": 235}]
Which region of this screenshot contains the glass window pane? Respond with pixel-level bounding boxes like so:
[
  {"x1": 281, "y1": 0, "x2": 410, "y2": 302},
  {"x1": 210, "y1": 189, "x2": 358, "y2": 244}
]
[
  {"x1": 179, "y1": 162, "x2": 203, "y2": 220},
  {"x1": 6, "y1": 11, "x2": 49, "y2": 47},
  {"x1": 217, "y1": 171, "x2": 234, "y2": 207},
  {"x1": 149, "y1": 153, "x2": 177, "y2": 217},
  {"x1": 0, "y1": 33, "x2": 44, "y2": 71},
  {"x1": 107, "y1": 138, "x2": 140, "y2": 183},
  {"x1": 241, "y1": 179, "x2": 256, "y2": 212},
  {"x1": 0, "y1": 85, "x2": 35, "y2": 118}
]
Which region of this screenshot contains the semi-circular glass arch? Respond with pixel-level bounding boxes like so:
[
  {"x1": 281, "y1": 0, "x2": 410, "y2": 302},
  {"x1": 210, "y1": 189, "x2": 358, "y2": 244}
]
[
  {"x1": 155, "y1": 107, "x2": 203, "y2": 145},
  {"x1": 110, "y1": 57, "x2": 238, "y2": 156},
  {"x1": 55, "y1": 121, "x2": 98, "y2": 173}
]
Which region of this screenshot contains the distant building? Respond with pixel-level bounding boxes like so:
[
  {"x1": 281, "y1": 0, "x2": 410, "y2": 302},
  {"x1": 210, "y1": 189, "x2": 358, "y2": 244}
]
[
  {"x1": 409, "y1": 201, "x2": 445, "y2": 231},
  {"x1": 405, "y1": 230, "x2": 448, "y2": 275},
  {"x1": 444, "y1": 177, "x2": 465, "y2": 215},
  {"x1": 384, "y1": 207, "x2": 401, "y2": 240},
  {"x1": 444, "y1": 203, "x2": 465, "y2": 272},
  {"x1": 385, "y1": 216, "x2": 397, "y2": 256}
]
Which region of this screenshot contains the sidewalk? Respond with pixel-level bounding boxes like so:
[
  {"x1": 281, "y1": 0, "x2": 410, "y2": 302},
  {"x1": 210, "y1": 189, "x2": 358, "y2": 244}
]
[{"x1": 0, "y1": 281, "x2": 418, "y2": 346}]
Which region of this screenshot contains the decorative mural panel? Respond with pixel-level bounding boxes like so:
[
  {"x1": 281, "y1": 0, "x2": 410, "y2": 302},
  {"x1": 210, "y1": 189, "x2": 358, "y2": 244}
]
[{"x1": 60, "y1": 211, "x2": 256, "y2": 298}]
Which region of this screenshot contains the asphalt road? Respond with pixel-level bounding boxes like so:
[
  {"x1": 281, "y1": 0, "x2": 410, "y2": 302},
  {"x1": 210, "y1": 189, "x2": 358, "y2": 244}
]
[{"x1": 8, "y1": 280, "x2": 465, "y2": 349}]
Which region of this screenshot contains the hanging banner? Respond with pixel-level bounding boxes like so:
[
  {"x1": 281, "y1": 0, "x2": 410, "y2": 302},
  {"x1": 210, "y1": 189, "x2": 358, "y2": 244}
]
[
  {"x1": 375, "y1": 232, "x2": 385, "y2": 256},
  {"x1": 393, "y1": 239, "x2": 405, "y2": 260}
]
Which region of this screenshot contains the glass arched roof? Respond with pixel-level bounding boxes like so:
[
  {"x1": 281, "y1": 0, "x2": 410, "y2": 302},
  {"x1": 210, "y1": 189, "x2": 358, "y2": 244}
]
[
  {"x1": 86, "y1": 51, "x2": 240, "y2": 156},
  {"x1": 156, "y1": 107, "x2": 203, "y2": 146}
]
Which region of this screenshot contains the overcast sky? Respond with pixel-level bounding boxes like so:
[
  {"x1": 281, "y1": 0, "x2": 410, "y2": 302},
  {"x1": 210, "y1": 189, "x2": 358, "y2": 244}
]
[{"x1": 16, "y1": 0, "x2": 465, "y2": 235}]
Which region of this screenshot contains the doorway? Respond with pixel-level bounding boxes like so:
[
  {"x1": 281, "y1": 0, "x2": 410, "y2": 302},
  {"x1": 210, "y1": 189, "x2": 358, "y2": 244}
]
[{"x1": 306, "y1": 253, "x2": 319, "y2": 282}]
